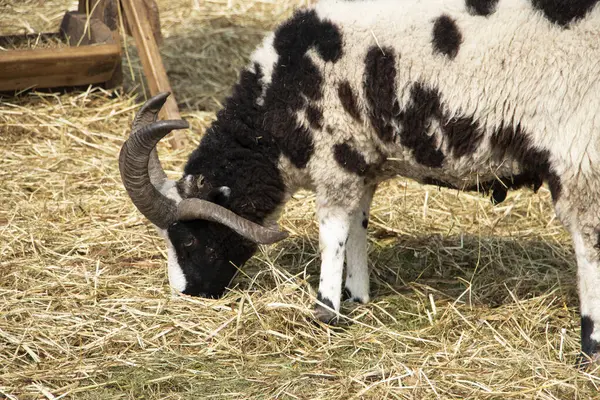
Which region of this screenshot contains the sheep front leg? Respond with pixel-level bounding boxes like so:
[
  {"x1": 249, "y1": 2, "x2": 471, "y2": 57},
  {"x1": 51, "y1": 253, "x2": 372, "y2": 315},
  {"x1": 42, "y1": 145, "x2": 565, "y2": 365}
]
[
  {"x1": 315, "y1": 205, "x2": 352, "y2": 324},
  {"x1": 571, "y1": 227, "x2": 600, "y2": 362},
  {"x1": 556, "y1": 193, "x2": 600, "y2": 363},
  {"x1": 343, "y1": 185, "x2": 375, "y2": 304}
]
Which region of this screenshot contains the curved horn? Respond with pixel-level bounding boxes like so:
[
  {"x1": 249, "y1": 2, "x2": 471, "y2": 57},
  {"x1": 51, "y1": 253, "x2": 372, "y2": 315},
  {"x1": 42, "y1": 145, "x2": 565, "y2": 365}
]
[
  {"x1": 177, "y1": 198, "x2": 288, "y2": 244},
  {"x1": 132, "y1": 92, "x2": 171, "y2": 188},
  {"x1": 119, "y1": 93, "x2": 189, "y2": 229}
]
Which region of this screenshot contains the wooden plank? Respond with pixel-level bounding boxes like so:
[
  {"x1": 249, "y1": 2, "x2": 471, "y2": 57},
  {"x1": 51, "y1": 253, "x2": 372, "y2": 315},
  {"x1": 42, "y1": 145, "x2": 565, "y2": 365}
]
[
  {"x1": 0, "y1": 44, "x2": 121, "y2": 91},
  {"x1": 121, "y1": 0, "x2": 185, "y2": 148}
]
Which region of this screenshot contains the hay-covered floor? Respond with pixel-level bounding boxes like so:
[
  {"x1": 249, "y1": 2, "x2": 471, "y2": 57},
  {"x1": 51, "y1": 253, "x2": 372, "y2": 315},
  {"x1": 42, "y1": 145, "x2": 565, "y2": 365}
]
[{"x1": 1, "y1": 0, "x2": 599, "y2": 398}]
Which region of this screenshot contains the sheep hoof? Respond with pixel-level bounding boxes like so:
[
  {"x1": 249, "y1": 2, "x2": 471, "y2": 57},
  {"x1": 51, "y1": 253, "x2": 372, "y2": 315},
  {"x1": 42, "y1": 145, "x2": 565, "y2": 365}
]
[{"x1": 314, "y1": 303, "x2": 339, "y2": 325}]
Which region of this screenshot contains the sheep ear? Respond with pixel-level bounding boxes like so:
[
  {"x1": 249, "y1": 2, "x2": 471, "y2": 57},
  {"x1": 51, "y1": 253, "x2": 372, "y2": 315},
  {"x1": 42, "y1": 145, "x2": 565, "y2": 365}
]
[
  {"x1": 176, "y1": 174, "x2": 195, "y2": 197},
  {"x1": 207, "y1": 186, "x2": 231, "y2": 205},
  {"x1": 196, "y1": 174, "x2": 206, "y2": 189}
]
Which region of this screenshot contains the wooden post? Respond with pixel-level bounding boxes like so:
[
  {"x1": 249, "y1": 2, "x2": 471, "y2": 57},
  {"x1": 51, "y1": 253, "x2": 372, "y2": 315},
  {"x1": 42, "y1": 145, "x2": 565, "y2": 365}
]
[{"x1": 120, "y1": 0, "x2": 185, "y2": 149}]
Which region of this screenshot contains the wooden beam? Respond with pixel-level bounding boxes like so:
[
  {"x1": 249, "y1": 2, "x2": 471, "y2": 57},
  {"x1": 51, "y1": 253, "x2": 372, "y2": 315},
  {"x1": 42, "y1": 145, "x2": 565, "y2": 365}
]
[
  {"x1": 0, "y1": 44, "x2": 121, "y2": 91},
  {"x1": 120, "y1": 0, "x2": 185, "y2": 148}
]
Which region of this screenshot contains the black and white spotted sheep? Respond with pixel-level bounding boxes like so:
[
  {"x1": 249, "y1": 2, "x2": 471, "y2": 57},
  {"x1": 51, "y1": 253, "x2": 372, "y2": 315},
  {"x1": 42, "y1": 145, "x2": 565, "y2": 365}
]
[{"x1": 119, "y1": 0, "x2": 600, "y2": 362}]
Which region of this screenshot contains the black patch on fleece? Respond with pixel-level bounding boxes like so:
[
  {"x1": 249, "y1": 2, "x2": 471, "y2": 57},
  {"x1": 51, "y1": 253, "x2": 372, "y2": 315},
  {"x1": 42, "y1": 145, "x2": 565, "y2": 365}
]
[
  {"x1": 364, "y1": 53, "x2": 479, "y2": 168},
  {"x1": 402, "y1": 82, "x2": 484, "y2": 161},
  {"x1": 261, "y1": 53, "x2": 319, "y2": 169},
  {"x1": 367, "y1": 77, "x2": 483, "y2": 169},
  {"x1": 262, "y1": 9, "x2": 343, "y2": 168},
  {"x1": 362, "y1": 218, "x2": 368, "y2": 229},
  {"x1": 364, "y1": 46, "x2": 398, "y2": 143},
  {"x1": 273, "y1": 9, "x2": 343, "y2": 63},
  {"x1": 466, "y1": 0, "x2": 499, "y2": 16},
  {"x1": 432, "y1": 15, "x2": 463, "y2": 59},
  {"x1": 442, "y1": 115, "x2": 484, "y2": 158},
  {"x1": 338, "y1": 81, "x2": 362, "y2": 122},
  {"x1": 531, "y1": 0, "x2": 599, "y2": 27},
  {"x1": 396, "y1": 83, "x2": 446, "y2": 168},
  {"x1": 396, "y1": 83, "x2": 558, "y2": 202},
  {"x1": 490, "y1": 122, "x2": 562, "y2": 201},
  {"x1": 333, "y1": 142, "x2": 370, "y2": 176}
]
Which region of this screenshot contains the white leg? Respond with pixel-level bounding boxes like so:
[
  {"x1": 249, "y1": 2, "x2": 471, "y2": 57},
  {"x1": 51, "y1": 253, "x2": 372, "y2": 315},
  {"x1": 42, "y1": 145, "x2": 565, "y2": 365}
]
[
  {"x1": 344, "y1": 186, "x2": 375, "y2": 304},
  {"x1": 315, "y1": 205, "x2": 352, "y2": 323},
  {"x1": 572, "y1": 227, "x2": 600, "y2": 360},
  {"x1": 556, "y1": 189, "x2": 600, "y2": 362}
]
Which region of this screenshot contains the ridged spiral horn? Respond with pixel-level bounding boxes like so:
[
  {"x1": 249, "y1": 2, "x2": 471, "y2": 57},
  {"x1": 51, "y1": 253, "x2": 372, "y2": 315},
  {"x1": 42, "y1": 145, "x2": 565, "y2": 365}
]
[
  {"x1": 119, "y1": 92, "x2": 188, "y2": 229},
  {"x1": 177, "y1": 198, "x2": 289, "y2": 244}
]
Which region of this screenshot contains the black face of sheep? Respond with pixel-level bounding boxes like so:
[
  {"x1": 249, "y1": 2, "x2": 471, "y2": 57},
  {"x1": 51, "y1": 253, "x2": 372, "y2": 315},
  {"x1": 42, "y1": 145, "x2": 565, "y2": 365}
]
[
  {"x1": 167, "y1": 219, "x2": 257, "y2": 298},
  {"x1": 119, "y1": 92, "x2": 288, "y2": 297}
]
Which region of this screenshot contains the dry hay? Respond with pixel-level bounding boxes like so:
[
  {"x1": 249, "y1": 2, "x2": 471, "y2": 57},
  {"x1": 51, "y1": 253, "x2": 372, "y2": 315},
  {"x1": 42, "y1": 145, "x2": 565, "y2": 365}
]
[
  {"x1": 0, "y1": 34, "x2": 69, "y2": 51},
  {"x1": 0, "y1": 1, "x2": 79, "y2": 36},
  {"x1": 1, "y1": 0, "x2": 599, "y2": 399}
]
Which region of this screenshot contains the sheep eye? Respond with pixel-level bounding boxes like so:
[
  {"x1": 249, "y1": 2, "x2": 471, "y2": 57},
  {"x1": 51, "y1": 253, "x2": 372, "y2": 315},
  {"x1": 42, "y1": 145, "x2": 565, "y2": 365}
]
[{"x1": 184, "y1": 237, "x2": 196, "y2": 248}]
